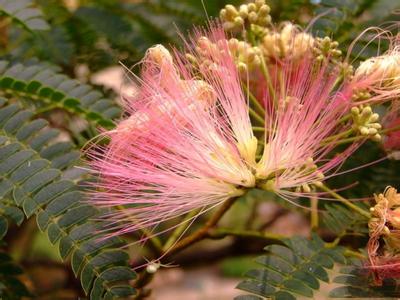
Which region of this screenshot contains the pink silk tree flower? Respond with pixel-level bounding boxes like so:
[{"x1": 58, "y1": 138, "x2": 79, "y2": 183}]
[
  {"x1": 87, "y1": 25, "x2": 375, "y2": 242},
  {"x1": 353, "y1": 46, "x2": 400, "y2": 105},
  {"x1": 253, "y1": 56, "x2": 365, "y2": 200},
  {"x1": 88, "y1": 29, "x2": 258, "y2": 240}
]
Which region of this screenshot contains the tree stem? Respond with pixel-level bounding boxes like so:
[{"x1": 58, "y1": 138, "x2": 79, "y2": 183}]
[
  {"x1": 162, "y1": 209, "x2": 200, "y2": 252},
  {"x1": 166, "y1": 197, "x2": 238, "y2": 257},
  {"x1": 208, "y1": 228, "x2": 285, "y2": 244}
]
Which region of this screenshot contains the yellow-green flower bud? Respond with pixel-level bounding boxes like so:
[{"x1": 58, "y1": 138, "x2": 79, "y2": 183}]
[{"x1": 351, "y1": 105, "x2": 382, "y2": 141}]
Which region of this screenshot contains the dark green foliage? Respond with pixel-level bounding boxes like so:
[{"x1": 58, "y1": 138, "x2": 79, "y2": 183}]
[
  {"x1": 0, "y1": 251, "x2": 32, "y2": 300},
  {"x1": 330, "y1": 258, "x2": 400, "y2": 297},
  {"x1": 322, "y1": 203, "x2": 369, "y2": 236},
  {"x1": 0, "y1": 101, "x2": 136, "y2": 299},
  {"x1": 0, "y1": 0, "x2": 49, "y2": 32},
  {"x1": 328, "y1": 142, "x2": 400, "y2": 199},
  {"x1": 311, "y1": 0, "x2": 400, "y2": 59},
  {"x1": 312, "y1": 0, "x2": 364, "y2": 37},
  {"x1": 235, "y1": 235, "x2": 346, "y2": 299},
  {"x1": 5, "y1": 0, "x2": 240, "y2": 73},
  {"x1": 0, "y1": 60, "x2": 121, "y2": 128}
]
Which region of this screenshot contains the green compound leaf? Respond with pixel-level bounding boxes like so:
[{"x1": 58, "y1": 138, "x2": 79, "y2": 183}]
[
  {"x1": 330, "y1": 258, "x2": 400, "y2": 298},
  {"x1": 0, "y1": 0, "x2": 50, "y2": 32},
  {"x1": 0, "y1": 251, "x2": 32, "y2": 299},
  {"x1": 322, "y1": 203, "x2": 369, "y2": 237},
  {"x1": 235, "y1": 235, "x2": 347, "y2": 299},
  {"x1": 0, "y1": 61, "x2": 121, "y2": 128},
  {"x1": 0, "y1": 101, "x2": 136, "y2": 299}
]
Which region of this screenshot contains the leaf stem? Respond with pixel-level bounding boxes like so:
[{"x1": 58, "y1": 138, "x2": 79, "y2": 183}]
[
  {"x1": 242, "y1": 83, "x2": 265, "y2": 116},
  {"x1": 318, "y1": 184, "x2": 370, "y2": 219},
  {"x1": 207, "y1": 228, "x2": 285, "y2": 244},
  {"x1": 249, "y1": 107, "x2": 265, "y2": 125}
]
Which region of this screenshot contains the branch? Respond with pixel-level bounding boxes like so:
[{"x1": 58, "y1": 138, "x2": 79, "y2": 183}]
[{"x1": 165, "y1": 196, "x2": 238, "y2": 257}]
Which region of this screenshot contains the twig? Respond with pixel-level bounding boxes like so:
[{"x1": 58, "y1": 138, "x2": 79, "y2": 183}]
[{"x1": 165, "y1": 197, "x2": 238, "y2": 257}]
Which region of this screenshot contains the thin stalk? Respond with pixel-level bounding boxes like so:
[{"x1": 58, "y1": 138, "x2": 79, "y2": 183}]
[
  {"x1": 166, "y1": 196, "x2": 239, "y2": 257},
  {"x1": 329, "y1": 135, "x2": 364, "y2": 146},
  {"x1": 321, "y1": 129, "x2": 353, "y2": 145},
  {"x1": 116, "y1": 205, "x2": 163, "y2": 254},
  {"x1": 343, "y1": 249, "x2": 366, "y2": 259},
  {"x1": 324, "y1": 236, "x2": 341, "y2": 248},
  {"x1": 380, "y1": 123, "x2": 400, "y2": 135},
  {"x1": 259, "y1": 55, "x2": 276, "y2": 105},
  {"x1": 322, "y1": 123, "x2": 400, "y2": 146},
  {"x1": 207, "y1": 228, "x2": 285, "y2": 243},
  {"x1": 252, "y1": 126, "x2": 265, "y2": 132},
  {"x1": 310, "y1": 195, "x2": 319, "y2": 230},
  {"x1": 319, "y1": 184, "x2": 370, "y2": 218},
  {"x1": 278, "y1": 68, "x2": 285, "y2": 98},
  {"x1": 242, "y1": 82, "x2": 265, "y2": 116},
  {"x1": 249, "y1": 107, "x2": 265, "y2": 125},
  {"x1": 338, "y1": 113, "x2": 351, "y2": 124},
  {"x1": 162, "y1": 209, "x2": 200, "y2": 252}
]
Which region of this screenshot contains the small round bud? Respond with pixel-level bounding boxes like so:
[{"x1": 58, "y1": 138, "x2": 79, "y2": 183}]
[
  {"x1": 372, "y1": 134, "x2": 382, "y2": 142},
  {"x1": 351, "y1": 107, "x2": 360, "y2": 115},
  {"x1": 302, "y1": 184, "x2": 311, "y2": 193},
  {"x1": 314, "y1": 181, "x2": 323, "y2": 188},
  {"x1": 234, "y1": 16, "x2": 244, "y2": 27},
  {"x1": 360, "y1": 127, "x2": 369, "y2": 135},
  {"x1": 239, "y1": 5, "x2": 248, "y2": 17},
  {"x1": 248, "y1": 3, "x2": 256, "y2": 12},
  {"x1": 255, "y1": 0, "x2": 266, "y2": 8},
  {"x1": 368, "y1": 128, "x2": 378, "y2": 135},
  {"x1": 248, "y1": 11, "x2": 258, "y2": 23},
  {"x1": 225, "y1": 4, "x2": 238, "y2": 17}
]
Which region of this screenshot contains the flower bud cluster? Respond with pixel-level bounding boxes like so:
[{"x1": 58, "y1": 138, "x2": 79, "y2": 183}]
[
  {"x1": 351, "y1": 106, "x2": 382, "y2": 141},
  {"x1": 351, "y1": 89, "x2": 371, "y2": 101},
  {"x1": 190, "y1": 37, "x2": 262, "y2": 74},
  {"x1": 369, "y1": 187, "x2": 400, "y2": 252},
  {"x1": 228, "y1": 38, "x2": 262, "y2": 72},
  {"x1": 294, "y1": 158, "x2": 324, "y2": 193},
  {"x1": 220, "y1": 0, "x2": 271, "y2": 32},
  {"x1": 261, "y1": 22, "x2": 314, "y2": 61},
  {"x1": 313, "y1": 36, "x2": 342, "y2": 63}
]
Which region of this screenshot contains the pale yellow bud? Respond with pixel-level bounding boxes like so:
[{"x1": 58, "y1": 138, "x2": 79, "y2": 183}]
[
  {"x1": 372, "y1": 134, "x2": 382, "y2": 142},
  {"x1": 302, "y1": 184, "x2": 311, "y2": 193},
  {"x1": 239, "y1": 4, "x2": 248, "y2": 17},
  {"x1": 255, "y1": 0, "x2": 266, "y2": 8},
  {"x1": 225, "y1": 5, "x2": 238, "y2": 18},
  {"x1": 248, "y1": 11, "x2": 258, "y2": 23},
  {"x1": 360, "y1": 126, "x2": 369, "y2": 135},
  {"x1": 146, "y1": 44, "x2": 173, "y2": 65},
  {"x1": 248, "y1": 3, "x2": 256, "y2": 12},
  {"x1": 261, "y1": 22, "x2": 314, "y2": 61}
]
